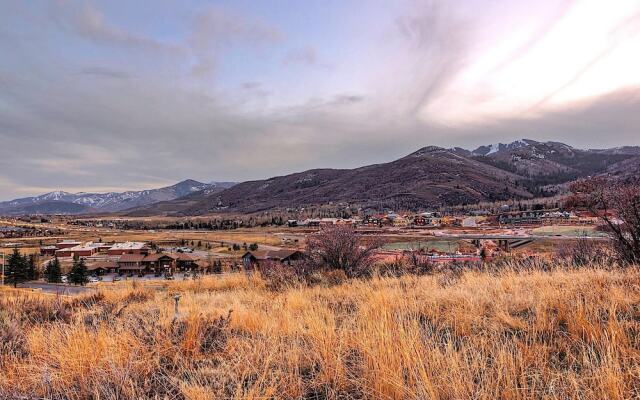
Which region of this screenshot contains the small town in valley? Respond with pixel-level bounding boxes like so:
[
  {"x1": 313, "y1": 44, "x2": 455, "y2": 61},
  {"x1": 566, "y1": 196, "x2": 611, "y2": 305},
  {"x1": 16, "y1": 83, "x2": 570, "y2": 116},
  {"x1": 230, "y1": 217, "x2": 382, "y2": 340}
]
[{"x1": 2, "y1": 1, "x2": 640, "y2": 398}]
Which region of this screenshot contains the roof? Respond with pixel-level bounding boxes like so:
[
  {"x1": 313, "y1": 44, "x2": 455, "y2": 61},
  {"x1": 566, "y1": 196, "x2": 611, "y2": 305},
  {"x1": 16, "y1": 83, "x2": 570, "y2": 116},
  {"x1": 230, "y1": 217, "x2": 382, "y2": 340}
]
[
  {"x1": 108, "y1": 242, "x2": 148, "y2": 251},
  {"x1": 175, "y1": 253, "x2": 197, "y2": 261},
  {"x1": 142, "y1": 253, "x2": 177, "y2": 262},
  {"x1": 87, "y1": 261, "x2": 117, "y2": 271},
  {"x1": 118, "y1": 254, "x2": 146, "y2": 263},
  {"x1": 56, "y1": 245, "x2": 97, "y2": 253},
  {"x1": 243, "y1": 249, "x2": 302, "y2": 261}
]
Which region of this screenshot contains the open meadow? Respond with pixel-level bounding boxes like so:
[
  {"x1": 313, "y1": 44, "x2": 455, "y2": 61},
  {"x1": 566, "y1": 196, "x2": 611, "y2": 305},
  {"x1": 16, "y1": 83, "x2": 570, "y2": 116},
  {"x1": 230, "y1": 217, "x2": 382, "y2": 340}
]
[{"x1": 2, "y1": 264, "x2": 640, "y2": 399}]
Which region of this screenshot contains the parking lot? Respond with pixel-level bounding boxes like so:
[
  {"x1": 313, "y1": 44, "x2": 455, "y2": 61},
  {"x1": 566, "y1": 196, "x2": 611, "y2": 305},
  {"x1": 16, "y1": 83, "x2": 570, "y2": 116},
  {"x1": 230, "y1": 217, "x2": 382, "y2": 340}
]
[{"x1": 90, "y1": 272, "x2": 199, "y2": 283}]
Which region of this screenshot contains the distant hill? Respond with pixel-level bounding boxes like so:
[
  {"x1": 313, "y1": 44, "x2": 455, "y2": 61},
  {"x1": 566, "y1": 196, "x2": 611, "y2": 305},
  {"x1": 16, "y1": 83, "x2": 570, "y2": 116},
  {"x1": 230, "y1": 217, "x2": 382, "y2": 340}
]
[
  {"x1": 128, "y1": 146, "x2": 530, "y2": 216},
  {"x1": 0, "y1": 180, "x2": 236, "y2": 215},
  {"x1": 126, "y1": 139, "x2": 640, "y2": 216},
  {"x1": 1, "y1": 201, "x2": 95, "y2": 216}
]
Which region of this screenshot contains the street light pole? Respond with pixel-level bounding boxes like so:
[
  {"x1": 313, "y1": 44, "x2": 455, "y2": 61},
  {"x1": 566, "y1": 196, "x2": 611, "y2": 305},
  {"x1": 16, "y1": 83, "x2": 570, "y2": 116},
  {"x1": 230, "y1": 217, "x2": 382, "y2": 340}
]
[{"x1": 1, "y1": 251, "x2": 4, "y2": 286}]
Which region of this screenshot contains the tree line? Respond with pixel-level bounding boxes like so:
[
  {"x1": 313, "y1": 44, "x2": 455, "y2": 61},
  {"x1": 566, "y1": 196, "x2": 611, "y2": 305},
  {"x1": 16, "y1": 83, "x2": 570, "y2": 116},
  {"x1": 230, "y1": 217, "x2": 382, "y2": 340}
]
[{"x1": 3, "y1": 249, "x2": 89, "y2": 287}]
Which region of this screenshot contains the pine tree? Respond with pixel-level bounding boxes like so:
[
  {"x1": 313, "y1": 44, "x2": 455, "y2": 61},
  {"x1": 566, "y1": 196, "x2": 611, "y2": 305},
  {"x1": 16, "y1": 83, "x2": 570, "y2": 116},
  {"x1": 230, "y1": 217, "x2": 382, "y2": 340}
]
[
  {"x1": 44, "y1": 256, "x2": 63, "y2": 283},
  {"x1": 68, "y1": 257, "x2": 88, "y2": 286},
  {"x1": 213, "y1": 260, "x2": 222, "y2": 274},
  {"x1": 5, "y1": 248, "x2": 27, "y2": 287},
  {"x1": 25, "y1": 254, "x2": 38, "y2": 281}
]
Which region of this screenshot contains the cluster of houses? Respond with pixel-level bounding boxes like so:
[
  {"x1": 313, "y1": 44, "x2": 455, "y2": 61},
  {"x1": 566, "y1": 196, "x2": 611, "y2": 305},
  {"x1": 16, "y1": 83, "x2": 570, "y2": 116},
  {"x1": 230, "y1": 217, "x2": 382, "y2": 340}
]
[
  {"x1": 286, "y1": 208, "x2": 596, "y2": 229},
  {"x1": 41, "y1": 240, "x2": 202, "y2": 277},
  {"x1": 88, "y1": 251, "x2": 201, "y2": 276},
  {"x1": 40, "y1": 239, "x2": 309, "y2": 276},
  {"x1": 0, "y1": 224, "x2": 59, "y2": 239}
]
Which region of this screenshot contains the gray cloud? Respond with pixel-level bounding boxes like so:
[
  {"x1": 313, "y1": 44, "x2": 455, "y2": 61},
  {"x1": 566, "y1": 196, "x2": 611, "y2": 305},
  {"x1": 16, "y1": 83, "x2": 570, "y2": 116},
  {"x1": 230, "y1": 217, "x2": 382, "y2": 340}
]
[
  {"x1": 0, "y1": 1, "x2": 639, "y2": 201},
  {"x1": 394, "y1": 0, "x2": 473, "y2": 116},
  {"x1": 188, "y1": 6, "x2": 282, "y2": 77},
  {"x1": 51, "y1": 2, "x2": 180, "y2": 54},
  {"x1": 283, "y1": 46, "x2": 317, "y2": 65},
  {"x1": 79, "y1": 66, "x2": 131, "y2": 79}
]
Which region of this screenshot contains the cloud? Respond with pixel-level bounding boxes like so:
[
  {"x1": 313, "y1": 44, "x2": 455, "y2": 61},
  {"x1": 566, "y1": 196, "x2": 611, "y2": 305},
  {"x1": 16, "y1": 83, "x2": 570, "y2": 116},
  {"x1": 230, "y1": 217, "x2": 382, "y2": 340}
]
[
  {"x1": 52, "y1": 2, "x2": 180, "y2": 54},
  {"x1": 283, "y1": 46, "x2": 317, "y2": 65},
  {"x1": 188, "y1": 6, "x2": 282, "y2": 77},
  {"x1": 392, "y1": 0, "x2": 473, "y2": 116},
  {"x1": 79, "y1": 66, "x2": 131, "y2": 79},
  {"x1": 0, "y1": 0, "x2": 639, "y2": 201}
]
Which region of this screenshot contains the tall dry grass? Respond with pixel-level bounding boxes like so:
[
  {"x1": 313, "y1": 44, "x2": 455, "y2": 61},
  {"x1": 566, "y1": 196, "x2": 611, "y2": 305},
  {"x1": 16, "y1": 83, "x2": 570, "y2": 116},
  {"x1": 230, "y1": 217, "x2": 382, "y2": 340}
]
[{"x1": 1, "y1": 266, "x2": 640, "y2": 399}]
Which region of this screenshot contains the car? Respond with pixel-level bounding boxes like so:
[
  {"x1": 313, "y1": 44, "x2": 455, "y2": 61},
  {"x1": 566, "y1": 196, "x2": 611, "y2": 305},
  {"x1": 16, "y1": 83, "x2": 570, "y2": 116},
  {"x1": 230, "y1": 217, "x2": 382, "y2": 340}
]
[
  {"x1": 61, "y1": 276, "x2": 68, "y2": 283},
  {"x1": 164, "y1": 274, "x2": 175, "y2": 280},
  {"x1": 113, "y1": 276, "x2": 121, "y2": 282},
  {"x1": 88, "y1": 276, "x2": 99, "y2": 283}
]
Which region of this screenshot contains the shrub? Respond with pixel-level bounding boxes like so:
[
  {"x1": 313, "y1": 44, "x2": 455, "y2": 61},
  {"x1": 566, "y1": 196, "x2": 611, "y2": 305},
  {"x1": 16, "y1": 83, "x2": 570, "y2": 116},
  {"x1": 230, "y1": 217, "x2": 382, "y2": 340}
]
[
  {"x1": 306, "y1": 225, "x2": 384, "y2": 278},
  {"x1": 258, "y1": 260, "x2": 301, "y2": 291},
  {"x1": 0, "y1": 316, "x2": 27, "y2": 360}
]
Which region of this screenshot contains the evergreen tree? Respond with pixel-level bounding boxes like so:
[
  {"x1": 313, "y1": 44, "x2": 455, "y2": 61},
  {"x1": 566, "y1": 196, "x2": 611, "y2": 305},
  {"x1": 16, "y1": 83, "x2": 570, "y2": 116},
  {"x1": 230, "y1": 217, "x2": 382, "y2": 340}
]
[
  {"x1": 213, "y1": 260, "x2": 222, "y2": 274},
  {"x1": 5, "y1": 248, "x2": 27, "y2": 287},
  {"x1": 25, "y1": 254, "x2": 38, "y2": 281},
  {"x1": 44, "y1": 256, "x2": 63, "y2": 283},
  {"x1": 68, "y1": 257, "x2": 89, "y2": 286}
]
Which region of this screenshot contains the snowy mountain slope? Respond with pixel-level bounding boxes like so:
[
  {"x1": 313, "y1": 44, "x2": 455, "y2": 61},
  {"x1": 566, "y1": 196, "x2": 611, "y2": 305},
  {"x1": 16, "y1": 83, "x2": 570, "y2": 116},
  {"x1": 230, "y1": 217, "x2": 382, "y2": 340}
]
[{"x1": 0, "y1": 180, "x2": 236, "y2": 214}]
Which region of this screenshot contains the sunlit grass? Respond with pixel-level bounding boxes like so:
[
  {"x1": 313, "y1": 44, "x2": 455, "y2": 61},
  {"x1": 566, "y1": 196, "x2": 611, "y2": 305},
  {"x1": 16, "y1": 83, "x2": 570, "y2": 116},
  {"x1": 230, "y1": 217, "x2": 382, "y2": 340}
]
[{"x1": 1, "y1": 266, "x2": 639, "y2": 399}]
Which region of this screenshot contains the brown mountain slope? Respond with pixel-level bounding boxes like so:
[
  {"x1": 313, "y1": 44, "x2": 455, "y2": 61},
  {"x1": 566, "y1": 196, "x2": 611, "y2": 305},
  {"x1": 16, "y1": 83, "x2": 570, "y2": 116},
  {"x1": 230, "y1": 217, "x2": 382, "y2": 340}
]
[{"x1": 133, "y1": 146, "x2": 531, "y2": 216}]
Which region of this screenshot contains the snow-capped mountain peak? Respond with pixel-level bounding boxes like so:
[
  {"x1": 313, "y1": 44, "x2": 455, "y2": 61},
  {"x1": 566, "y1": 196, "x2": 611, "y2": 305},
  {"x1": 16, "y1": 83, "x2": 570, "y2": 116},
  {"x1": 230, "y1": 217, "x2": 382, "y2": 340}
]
[{"x1": 0, "y1": 179, "x2": 237, "y2": 214}]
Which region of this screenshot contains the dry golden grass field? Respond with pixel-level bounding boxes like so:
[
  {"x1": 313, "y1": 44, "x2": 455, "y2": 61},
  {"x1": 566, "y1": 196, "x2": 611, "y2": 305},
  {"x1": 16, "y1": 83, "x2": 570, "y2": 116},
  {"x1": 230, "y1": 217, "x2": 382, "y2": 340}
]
[{"x1": 1, "y1": 266, "x2": 640, "y2": 399}]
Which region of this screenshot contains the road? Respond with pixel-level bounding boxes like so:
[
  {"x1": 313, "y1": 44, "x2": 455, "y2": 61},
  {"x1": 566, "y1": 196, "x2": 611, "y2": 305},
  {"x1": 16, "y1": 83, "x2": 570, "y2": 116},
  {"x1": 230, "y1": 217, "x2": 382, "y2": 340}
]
[{"x1": 17, "y1": 282, "x2": 95, "y2": 295}]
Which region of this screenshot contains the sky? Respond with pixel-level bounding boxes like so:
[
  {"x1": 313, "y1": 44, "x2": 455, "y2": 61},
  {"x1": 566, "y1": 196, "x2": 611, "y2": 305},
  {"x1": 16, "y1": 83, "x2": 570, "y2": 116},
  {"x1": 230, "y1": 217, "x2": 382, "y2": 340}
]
[{"x1": 1, "y1": 0, "x2": 640, "y2": 200}]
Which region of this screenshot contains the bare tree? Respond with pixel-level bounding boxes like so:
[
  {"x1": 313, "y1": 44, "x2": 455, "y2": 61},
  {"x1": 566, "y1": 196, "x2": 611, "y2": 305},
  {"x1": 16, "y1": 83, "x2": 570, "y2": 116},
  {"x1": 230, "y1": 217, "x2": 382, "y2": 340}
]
[
  {"x1": 568, "y1": 177, "x2": 640, "y2": 264},
  {"x1": 306, "y1": 225, "x2": 384, "y2": 277}
]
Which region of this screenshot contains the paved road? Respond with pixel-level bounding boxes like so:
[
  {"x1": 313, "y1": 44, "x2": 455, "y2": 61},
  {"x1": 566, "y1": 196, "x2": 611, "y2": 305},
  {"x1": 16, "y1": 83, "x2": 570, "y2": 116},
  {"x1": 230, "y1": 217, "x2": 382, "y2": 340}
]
[{"x1": 18, "y1": 282, "x2": 95, "y2": 295}]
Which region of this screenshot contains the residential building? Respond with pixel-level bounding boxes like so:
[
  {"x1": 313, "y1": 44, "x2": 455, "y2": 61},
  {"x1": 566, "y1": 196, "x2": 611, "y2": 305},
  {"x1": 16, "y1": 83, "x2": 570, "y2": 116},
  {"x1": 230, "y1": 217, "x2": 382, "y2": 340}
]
[
  {"x1": 107, "y1": 242, "x2": 150, "y2": 256},
  {"x1": 242, "y1": 249, "x2": 304, "y2": 269}
]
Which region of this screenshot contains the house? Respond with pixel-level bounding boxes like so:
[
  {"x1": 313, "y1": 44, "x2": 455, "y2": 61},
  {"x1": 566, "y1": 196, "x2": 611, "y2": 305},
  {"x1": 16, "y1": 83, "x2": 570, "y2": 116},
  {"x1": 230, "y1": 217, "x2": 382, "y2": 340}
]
[
  {"x1": 55, "y1": 244, "x2": 99, "y2": 258},
  {"x1": 413, "y1": 215, "x2": 427, "y2": 226},
  {"x1": 391, "y1": 215, "x2": 410, "y2": 227},
  {"x1": 242, "y1": 249, "x2": 304, "y2": 269},
  {"x1": 116, "y1": 253, "x2": 147, "y2": 275},
  {"x1": 174, "y1": 253, "x2": 201, "y2": 271},
  {"x1": 87, "y1": 261, "x2": 118, "y2": 275},
  {"x1": 113, "y1": 252, "x2": 203, "y2": 276},
  {"x1": 40, "y1": 245, "x2": 57, "y2": 256},
  {"x1": 95, "y1": 243, "x2": 112, "y2": 252},
  {"x1": 141, "y1": 253, "x2": 177, "y2": 275},
  {"x1": 107, "y1": 242, "x2": 150, "y2": 256},
  {"x1": 56, "y1": 240, "x2": 82, "y2": 250},
  {"x1": 498, "y1": 210, "x2": 546, "y2": 225},
  {"x1": 461, "y1": 217, "x2": 478, "y2": 228}
]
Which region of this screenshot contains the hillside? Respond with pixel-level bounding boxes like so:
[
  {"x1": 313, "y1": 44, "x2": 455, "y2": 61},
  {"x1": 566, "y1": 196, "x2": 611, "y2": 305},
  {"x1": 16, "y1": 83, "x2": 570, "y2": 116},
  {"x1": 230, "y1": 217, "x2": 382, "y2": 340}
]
[
  {"x1": 0, "y1": 200, "x2": 95, "y2": 215},
  {"x1": 132, "y1": 146, "x2": 530, "y2": 216},
  {"x1": 127, "y1": 139, "x2": 640, "y2": 216}
]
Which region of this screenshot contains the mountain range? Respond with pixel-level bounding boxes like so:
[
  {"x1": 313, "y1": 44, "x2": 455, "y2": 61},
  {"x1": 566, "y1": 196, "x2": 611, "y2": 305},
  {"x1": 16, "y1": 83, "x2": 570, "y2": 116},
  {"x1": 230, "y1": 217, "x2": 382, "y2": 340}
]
[
  {"x1": 0, "y1": 180, "x2": 236, "y2": 215},
  {"x1": 2, "y1": 139, "x2": 639, "y2": 216},
  {"x1": 125, "y1": 139, "x2": 640, "y2": 216}
]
